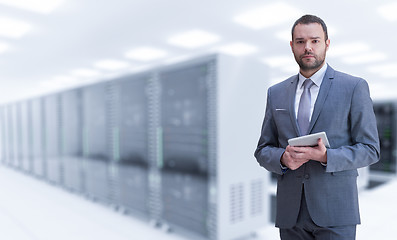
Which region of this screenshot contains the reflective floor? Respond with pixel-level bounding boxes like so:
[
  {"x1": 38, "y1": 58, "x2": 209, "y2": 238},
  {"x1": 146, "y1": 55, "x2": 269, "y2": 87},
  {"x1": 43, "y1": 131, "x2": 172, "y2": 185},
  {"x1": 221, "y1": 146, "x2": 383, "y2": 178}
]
[{"x1": 0, "y1": 165, "x2": 395, "y2": 240}]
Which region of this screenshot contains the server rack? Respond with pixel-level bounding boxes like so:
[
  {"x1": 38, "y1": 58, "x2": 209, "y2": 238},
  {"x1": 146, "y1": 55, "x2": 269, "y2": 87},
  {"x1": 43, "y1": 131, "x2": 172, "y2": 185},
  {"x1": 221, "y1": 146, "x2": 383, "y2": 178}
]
[
  {"x1": 214, "y1": 55, "x2": 270, "y2": 240},
  {"x1": 14, "y1": 103, "x2": 24, "y2": 170},
  {"x1": 0, "y1": 54, "x2": 270, "y2": 240},
  {"x1": 44, "y1": 94, "x2": 62, "y2": 184},
  {"x1": 11, "y1": 103, "x2": 22, "y2": 168},
  {"x1": 4, "y1": 104, "x2": 13, "y2": 166},
  {"x1": 20, "y1": 101, "x2": 32, "y2": 173},
  {"x1": 111, "y1": 74, "x2": 151, "y2": 217},
  {"x1": 370, "y1": 102, "x2": 397, "y2": 183},
  {"x1": 0, "y1": 106, "x2": 7, "y2": 165},
  {"x1": 31, "y1": 98, "x2": 46, "y2": 178},
  {"x1": 61, "y1": 89, "x2": 84, "y2": 192},
  {"x1": 159, "y1": 63, "x2": 211, "y2": 237},
  {"x1": 82, "y1": 83, "x2": 112, "y2": 203}
]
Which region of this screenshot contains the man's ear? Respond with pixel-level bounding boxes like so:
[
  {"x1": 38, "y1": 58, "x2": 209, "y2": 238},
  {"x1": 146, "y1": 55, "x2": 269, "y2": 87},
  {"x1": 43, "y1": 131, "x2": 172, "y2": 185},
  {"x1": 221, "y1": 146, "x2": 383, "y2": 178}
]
[{"x1": 325, "y1": 39, "x2": 330, "y2": 51}]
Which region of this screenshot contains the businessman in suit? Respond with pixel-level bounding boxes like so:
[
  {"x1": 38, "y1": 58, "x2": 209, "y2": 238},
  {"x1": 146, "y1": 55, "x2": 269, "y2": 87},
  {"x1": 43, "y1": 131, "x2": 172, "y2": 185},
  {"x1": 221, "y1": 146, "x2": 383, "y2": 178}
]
[{"x1": 254, "y1": 15, "x2": 380, "y2": 240}]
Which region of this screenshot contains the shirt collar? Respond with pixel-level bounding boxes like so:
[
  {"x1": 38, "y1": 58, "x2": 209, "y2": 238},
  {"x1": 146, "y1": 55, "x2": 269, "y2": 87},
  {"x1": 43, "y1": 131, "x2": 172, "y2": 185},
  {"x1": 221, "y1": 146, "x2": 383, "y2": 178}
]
[{"x1": 298, "y1": 63, "x2": 328, "y2": 89}]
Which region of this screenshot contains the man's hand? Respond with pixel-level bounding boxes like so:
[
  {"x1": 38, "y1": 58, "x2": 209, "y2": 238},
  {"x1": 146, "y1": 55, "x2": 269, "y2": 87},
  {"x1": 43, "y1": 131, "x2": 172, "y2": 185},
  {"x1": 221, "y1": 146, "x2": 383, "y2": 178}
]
[{"x1": 281, "y1": 138, "x2": 327, "y2": 170}]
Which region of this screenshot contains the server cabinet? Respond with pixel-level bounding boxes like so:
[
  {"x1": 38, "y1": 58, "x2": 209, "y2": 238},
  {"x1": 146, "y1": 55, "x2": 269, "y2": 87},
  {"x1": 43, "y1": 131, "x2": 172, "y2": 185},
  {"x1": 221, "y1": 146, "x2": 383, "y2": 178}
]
[
  {"x1": 154, "y1": 55, "x2": 270, "y2": 240},
  {"x1": 82, "y1": 83, "x2": 111, "y2": 202},
  {"x1": 160, "y1": 63, "x2": 211, "y2": 237},
  {"x1": 31, "y1": 98, "x2": 46, "y2": 178},
  {"x1": 112, "y1": 75, "x2": 150, "y2": 217},
  {"x1": 210, "y1": 55, "x2": 270, "y2": 240},
  {"x1": 14, "y1": 103, "x2": 24, "y2": 169},
  {"x1": 45, "y1": 94, "x2": 62, "y2": 184},
  {"x1": 61, "y1": 89, "x2": 84, "y2": 192},
  {"x1": 3, "y1": 105, "x2": 13, "y2": 166},
  {"x1": 0, "y1": 106, "x2": 6, "y2": 164},
  {"x1": 371, "y1": 102, "x2": 397, "y2": 176},
  {"x1": 20, "y1": 101, "x2": 32, "y2": 172},
  {"x1": 10, "y1": 103, "x2": 22, "y2": 168}
]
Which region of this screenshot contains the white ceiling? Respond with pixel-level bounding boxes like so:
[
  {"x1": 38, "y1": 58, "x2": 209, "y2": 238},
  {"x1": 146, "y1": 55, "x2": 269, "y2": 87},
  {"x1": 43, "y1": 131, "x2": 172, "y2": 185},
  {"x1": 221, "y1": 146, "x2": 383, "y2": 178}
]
[{"x1": 1, "y1": 0, "x2": 397, "y2": 104}]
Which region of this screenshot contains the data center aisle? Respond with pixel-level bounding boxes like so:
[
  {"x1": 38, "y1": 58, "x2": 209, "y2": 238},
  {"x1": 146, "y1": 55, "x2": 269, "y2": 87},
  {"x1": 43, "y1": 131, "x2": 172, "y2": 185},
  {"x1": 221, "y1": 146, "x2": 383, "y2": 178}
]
[
  {"x1": 0, "y1": 165, "x2": 189, "y2": 240},
  {"x1": 1, "y1": 164, "x2": 396, "y2": 240},
  {"x1": 356, "y1": 180, "x2": 397, "y2": 240}
]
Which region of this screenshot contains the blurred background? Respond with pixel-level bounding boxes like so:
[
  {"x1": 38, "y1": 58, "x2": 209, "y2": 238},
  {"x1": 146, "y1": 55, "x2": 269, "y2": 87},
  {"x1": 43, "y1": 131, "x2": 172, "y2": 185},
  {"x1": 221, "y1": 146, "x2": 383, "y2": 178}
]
[{"x1": 0, "y1": 0, "x2": 397, "y2": 240}]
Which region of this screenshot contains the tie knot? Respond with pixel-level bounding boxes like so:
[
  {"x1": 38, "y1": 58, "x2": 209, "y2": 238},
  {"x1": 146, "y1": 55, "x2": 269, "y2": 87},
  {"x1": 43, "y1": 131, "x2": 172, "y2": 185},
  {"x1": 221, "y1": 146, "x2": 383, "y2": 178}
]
[{"x1": 302, "y1": 78, "x2": 314, "y2": 89}]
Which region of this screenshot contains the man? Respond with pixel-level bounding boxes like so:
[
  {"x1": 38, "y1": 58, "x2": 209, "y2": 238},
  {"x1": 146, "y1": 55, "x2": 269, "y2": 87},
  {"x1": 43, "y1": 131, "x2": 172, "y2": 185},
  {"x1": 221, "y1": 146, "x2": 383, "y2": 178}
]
[{"x1": 254, "y1": 15, "x2": 380, "y2": 240}]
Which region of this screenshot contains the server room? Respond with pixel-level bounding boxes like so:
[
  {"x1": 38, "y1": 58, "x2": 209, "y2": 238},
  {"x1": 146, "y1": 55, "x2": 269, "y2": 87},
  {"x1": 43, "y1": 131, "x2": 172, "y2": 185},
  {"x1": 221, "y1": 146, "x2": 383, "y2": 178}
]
[{"x1": 0, "y1": 1, "x2": 396, "y2": 240}]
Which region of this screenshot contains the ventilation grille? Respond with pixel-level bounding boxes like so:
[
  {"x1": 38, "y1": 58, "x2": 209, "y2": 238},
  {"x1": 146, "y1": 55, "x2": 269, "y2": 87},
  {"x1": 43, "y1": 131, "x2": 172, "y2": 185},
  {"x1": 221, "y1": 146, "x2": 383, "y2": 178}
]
[
  {"x1": 230, "y1": 183, "x2": 244, "y2": 224},
  {"x1": 250, "y1": 179, "x2": 264, "y2": 217}
]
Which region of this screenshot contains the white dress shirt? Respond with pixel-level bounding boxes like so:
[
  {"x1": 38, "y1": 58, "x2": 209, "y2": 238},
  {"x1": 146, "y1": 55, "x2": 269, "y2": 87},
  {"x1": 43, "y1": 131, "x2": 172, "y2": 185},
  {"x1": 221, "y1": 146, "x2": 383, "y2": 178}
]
[{"x1": 294, "y1": 63, "x2": 328, "y2": 120}]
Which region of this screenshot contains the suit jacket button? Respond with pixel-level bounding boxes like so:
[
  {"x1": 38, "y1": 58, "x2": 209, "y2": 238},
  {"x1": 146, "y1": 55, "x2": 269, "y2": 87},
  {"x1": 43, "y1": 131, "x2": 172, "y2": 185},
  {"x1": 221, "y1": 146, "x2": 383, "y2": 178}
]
[{"x1": 304, "y1": 174, "x2": 310, "y2": 179}]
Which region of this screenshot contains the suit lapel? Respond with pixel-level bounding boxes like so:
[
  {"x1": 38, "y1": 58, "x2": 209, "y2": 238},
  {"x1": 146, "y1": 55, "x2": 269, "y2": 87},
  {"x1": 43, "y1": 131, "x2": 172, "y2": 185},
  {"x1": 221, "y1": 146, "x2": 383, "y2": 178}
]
[
  {"x1": 288, "y1": 75, "x2": 300, "y2": 136},
  {"x1": 308, "y1": 65, "x2": 334, "y2": 134}
]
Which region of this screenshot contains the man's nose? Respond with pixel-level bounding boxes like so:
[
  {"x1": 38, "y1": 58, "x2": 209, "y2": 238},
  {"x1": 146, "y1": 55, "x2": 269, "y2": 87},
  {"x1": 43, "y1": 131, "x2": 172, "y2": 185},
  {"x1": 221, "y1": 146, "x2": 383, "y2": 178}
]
[{"x1": 305, "y1": 43, "x2": 312, "y2": 51}]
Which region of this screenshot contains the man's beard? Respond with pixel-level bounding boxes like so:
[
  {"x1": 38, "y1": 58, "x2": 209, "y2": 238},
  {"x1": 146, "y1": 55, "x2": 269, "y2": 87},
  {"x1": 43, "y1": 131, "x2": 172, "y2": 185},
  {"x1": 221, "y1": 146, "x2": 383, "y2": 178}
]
[{"x1": 295, "y1": 52, "x2": 325, "y2": 71}]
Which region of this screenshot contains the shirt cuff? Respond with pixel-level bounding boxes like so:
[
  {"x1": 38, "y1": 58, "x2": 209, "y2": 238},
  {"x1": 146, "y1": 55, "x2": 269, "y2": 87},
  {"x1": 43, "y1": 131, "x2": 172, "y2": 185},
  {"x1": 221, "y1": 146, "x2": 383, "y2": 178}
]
[{"x1": 280, "y1": 163, "x2": 288, "y2": 173}]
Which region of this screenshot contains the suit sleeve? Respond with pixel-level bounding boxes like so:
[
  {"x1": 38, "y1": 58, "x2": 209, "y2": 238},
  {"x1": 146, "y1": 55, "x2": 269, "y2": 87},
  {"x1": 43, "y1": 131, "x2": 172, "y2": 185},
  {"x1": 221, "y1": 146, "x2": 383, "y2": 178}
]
[
  {"x1": 325, "y1": 79, "x2": 380, "y2": 172},
  {"x1": 254, "y1": 88, "x2": 285, "y2": 175}
]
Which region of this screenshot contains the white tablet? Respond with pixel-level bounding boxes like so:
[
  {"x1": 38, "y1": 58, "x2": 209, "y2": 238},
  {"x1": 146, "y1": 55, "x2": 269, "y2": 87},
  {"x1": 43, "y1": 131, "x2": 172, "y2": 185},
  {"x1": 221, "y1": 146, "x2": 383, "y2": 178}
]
[{"x1": 288, "y1": 132, "x2": 330, "y2": 148}]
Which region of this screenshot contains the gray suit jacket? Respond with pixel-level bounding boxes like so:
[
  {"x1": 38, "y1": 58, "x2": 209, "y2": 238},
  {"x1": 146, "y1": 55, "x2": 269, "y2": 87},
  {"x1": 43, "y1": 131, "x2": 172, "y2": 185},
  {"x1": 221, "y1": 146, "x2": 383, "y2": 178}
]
[{"x1": 254, "y1": 65, "x2": 380, "y2": 228}]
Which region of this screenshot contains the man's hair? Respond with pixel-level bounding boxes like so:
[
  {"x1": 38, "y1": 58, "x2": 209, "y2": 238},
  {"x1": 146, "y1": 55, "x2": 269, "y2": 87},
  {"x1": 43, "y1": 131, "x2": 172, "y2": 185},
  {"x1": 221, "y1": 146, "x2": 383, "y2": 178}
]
[{"x1": 291, "y1": 15, "x2": 328, "y2": 40}]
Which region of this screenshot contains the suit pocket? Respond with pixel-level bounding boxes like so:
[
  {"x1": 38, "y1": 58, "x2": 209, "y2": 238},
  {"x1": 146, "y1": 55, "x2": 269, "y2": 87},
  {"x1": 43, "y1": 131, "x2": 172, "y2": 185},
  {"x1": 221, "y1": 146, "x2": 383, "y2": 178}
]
[
  {"x1": 273, "y1": 110, "x2": 290, "y2": 126},
  {"x1": 274, "y1": 109, "x2": 290, "y2": 119}
]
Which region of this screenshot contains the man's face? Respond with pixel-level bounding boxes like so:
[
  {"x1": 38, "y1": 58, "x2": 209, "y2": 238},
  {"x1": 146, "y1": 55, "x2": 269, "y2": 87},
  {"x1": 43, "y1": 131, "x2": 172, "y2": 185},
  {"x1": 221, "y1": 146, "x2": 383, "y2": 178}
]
[{"x1": 290, "y1": 23, "x2": 330, "y2": 73}]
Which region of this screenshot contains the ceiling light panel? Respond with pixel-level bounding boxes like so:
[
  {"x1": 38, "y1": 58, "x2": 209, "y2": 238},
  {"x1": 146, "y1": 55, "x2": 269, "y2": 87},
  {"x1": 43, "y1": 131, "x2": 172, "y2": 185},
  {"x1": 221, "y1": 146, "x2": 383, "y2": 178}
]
[
  {"x1": 168, "y1": 30, "x2": 220, "y2": 48},
  {"x1": 71, "y1": 68, "x2": 101, "y2": 78},
  {"x1": 125, "y1": 47, "x2": 167, "y2": 62},
  {"x1": 234, "y1": 2, "x2": 301, "y2": 29},
  {"x1": 0, "y1": 17, "x2": 31, "y2": 38},
  {"x1": 378, "y1": 2, "x2": 397, "y2": 21},
  {"x1": 94, "y1": 59, "x2": 129, "y2": 71},
  {"x1": 0, "y1": 0, "x2": 64, "y2": 14},
  {"x1": 217, "y1": 42, "x2": 257, "y2": 56},
  {"x1": 40, "y1": 75, "x2": 79, "y2": 90}
]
